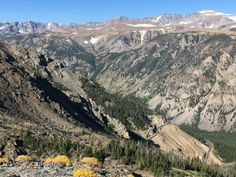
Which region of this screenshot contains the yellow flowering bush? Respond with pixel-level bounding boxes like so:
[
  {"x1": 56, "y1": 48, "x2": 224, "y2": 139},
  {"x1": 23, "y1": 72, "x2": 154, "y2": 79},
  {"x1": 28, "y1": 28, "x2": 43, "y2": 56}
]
[
  {"x1": 0, "y1": 157, "x2": 9, "y2": 164},
  {"x1": 44, "y1": 157, "x2": 55, "y2": 164},
  {"x1": 128, "y1": 174, "x2": 135, "y2": 177},
  {"x1": 44, "y1": 155, "x2": 71, "y2": 166},
  {"x1": 80, "y1": 157, "x2": 101, "y2": 166},
  {"x1": 15, "y1": 155, "x2": 31, "y2": 162},
  {"x1": 73, "y1": 168, "x2": 98, "y2": 177}
]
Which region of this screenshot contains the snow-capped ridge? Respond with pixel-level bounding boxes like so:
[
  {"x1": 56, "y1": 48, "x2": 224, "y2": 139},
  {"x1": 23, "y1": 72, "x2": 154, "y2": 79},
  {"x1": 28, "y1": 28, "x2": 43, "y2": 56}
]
[
  {"x1": 152, "y1": 16, "x2": 162, "y2": 23},
  {"x1": 126, "y1": 24, "x2": 157, "y2": 28},
  {"x1": 0, "y1": 10, "x2": 236, "y2": 35}
]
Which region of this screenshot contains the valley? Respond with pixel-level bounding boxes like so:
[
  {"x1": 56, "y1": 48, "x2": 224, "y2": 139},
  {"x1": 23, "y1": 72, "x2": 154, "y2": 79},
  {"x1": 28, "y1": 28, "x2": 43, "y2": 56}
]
[
  {"x1": 0, "y1": 9, "x2": 236, "y2": 177},
  {"x1": 2, "y1": 12, "x2": 236, "y2": 132}
]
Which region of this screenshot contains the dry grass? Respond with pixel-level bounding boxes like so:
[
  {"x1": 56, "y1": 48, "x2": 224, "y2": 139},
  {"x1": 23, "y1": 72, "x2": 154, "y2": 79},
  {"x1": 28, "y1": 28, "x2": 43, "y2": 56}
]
[
  {"x1": 15, "y1": 155, "x2": 31, "y2": 162},
  {"x1": 0, "y1": 157, "x2": 9, "y2": 163},
  {"x1": 44, "y1": 157, "x2": 55, "y2": 164},
  {"x1": 127, "y1": 174, "x2": 135, "y2": 177}
]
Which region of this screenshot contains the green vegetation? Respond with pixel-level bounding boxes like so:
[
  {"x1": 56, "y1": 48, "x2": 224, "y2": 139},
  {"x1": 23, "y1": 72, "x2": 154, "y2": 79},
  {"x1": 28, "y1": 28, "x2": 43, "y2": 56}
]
[
  {"x1": 21, "y1": 132, "x2": 96, "y2": 158},
  {"x1": 90, "y1": 64, "x2": 104, "y2": 80},
  {"x1": 108, "y1": 52, "x2": 122, "y2": 60},
  {"x1": 205, "y1": 34, "x2": 232, "y2": 44},
  {"x1": 106, "y1": 138, "x2": 235, "y2": 177},
  {"x1": 126, "y1": 94, "x2": 148, "y2": 107},
  {"x1": 47, "y1": 40, "x2": 96, "y2": 67},
  {"x1": 20, "y1": 133, "x2": 236, "y2": 177},
  {"x1": 170, "y1": 168, "x2": 202, "y2": 177},
  {"x1": 80, "y1": 77, "x2": 151, "y2": 129},
  {"x1": 180, "y1": 125, "x2": 236, "y2": 163},
  {"x1": 77, "y1": 52, "x2": 95, "y2": 66}
]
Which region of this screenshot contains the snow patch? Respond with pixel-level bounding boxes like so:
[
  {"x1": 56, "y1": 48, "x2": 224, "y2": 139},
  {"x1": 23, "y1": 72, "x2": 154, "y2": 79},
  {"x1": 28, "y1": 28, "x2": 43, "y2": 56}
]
[
  {"x1": 86, "y1": 27, "x2": 102, "y2": 30},
  {"x1": 228, "y1": 16, "x2": 236, "y2": 22},
  {"x1": 152, "y1": 16, "x2": 162, "y2": 23},
  {"x1": 198, "y1": 10, "x2": 226, "y2": 16},
  {"x1": 19, "y1": 29, "x2": 28, "y2": 34},
  {"x1": 0, "y1": 26, "x2": 6, "y2": 30},
  {"x1": 90, "y1": 36, "x2": 102, "y2": 44},
  {"x1": 206, "y1": 12, "x2": 225, "y2": 16},
  {"x1": 230, "y1": 25, "x2": 236, "y2": 28},
  {"x1": 207, "y1": 24, "x2": 216, "y2": 28},
  {"x1": 126, "y1": 23, "x2": 157, "y2": 27},
  {"x1": 83, "y1": 40, "x2": 89, "y2": 44},
  {"x1": 160, "y1": 28, "x2": 165, "y2": 34},
  {"x1": 47, "y1": 23, "x2": 52, "y2": 28},
  {"x1": 179, "y1": 21, "x2": 192, "y2": 25},
  {"x1": 164, "y1": 23, "x2": 171, "y2": 27},
  {"x1": 198, "y1": 10, "x2": 216, "y2": 14},
  {"x1": 140, "y1": 30, "x2": 146, "y2": 45}
]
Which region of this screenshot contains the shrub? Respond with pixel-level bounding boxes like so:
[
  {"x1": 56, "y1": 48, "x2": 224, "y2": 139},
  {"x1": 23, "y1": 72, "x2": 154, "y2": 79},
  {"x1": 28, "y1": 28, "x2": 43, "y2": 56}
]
[
  {"x1": 127, "y1": 174, "x2": 135, "y2": 177},
  {"x1": 53, "y1": 155, "x2": 71, "y2": 166},
  {"x1": 73, "y1": 168, "x2": 98, "y2": 177},
  {"x1": 0, "y1": 157, "x2": 9, "y2": 164},
  {"x1": 80, "y1": 157, "x2": 101, "y2": 166},
  {"x1": 15, "y1": 155, "x2": 31, "y2": 162},
  {"x1": 44, "y1": 157, "x2": 55, "y2": 164}
]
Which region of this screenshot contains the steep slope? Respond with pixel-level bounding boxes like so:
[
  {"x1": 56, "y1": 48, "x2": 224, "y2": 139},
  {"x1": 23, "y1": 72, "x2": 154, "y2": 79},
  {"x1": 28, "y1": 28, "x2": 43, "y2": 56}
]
[
  {"x1": 150, "y1": 124, "x2": 222, "y2": 165},
  {"x1": 2, "y1": 26, "x2": 236, "y2": 132},
  {"x1": 0, "y1": 43, "x2": 222, "y2": 164},
  {"x1": 2, "y1": 24, "x2": 236, "y2": 132},
  {"x1": 0, "y1": 43, "x2": 149, "y2": 140},
  {"x1": 92, "y1": 31, "x2": 236, "y2": 132},
  {"x1": 0, "y1": 43, "x2": 106, "y2": 136}
]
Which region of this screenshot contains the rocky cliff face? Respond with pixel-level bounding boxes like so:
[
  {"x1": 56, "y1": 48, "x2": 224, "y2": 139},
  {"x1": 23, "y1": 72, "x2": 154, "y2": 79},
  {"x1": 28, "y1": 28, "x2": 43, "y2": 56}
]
[
  {"x1": 0, "y1": 43, "x2": 128, "y2": 138},
  {"x1": 93, "y1": 32, "x2": 236, "y2": 132}
]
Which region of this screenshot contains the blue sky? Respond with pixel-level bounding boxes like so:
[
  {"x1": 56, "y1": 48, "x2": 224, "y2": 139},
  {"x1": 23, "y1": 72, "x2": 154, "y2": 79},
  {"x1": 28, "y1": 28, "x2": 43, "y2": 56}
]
[{"x1": 0, "y1": 0, "x2": 235, "y2": 24}]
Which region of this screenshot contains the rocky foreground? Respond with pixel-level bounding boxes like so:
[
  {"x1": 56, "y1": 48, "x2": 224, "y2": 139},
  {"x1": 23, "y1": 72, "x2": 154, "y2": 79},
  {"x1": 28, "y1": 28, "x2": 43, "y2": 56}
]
[
  {"x1": 1, "y1": 163, "x2": 73, "y2": 177},
  {"x1": 0, "y1": 159, "x2": 139, "y2": 177}
]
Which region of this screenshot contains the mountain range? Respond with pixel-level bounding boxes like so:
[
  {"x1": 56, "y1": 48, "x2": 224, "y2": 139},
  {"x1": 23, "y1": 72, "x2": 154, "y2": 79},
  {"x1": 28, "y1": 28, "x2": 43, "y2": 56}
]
[
  {"x1": 1, "y1": 10, "x2": 236, "y2": 173},
  {"x1": 0, "y1": 42, "x2": 222, "y2": 165},
  {"x1": 0, "y1": 10, "x2": 236, "y2": 35},
  {"x1": 1, "y1": 10, "x2": 236, "y2": 132}
]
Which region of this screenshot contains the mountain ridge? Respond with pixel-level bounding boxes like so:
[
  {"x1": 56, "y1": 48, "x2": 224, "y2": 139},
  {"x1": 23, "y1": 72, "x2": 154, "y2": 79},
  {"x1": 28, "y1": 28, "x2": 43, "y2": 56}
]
[
  {"x1": 0, "y1": 42, "x2": 222, "y2": 164},
  {"x1": 1, "y1": 16, "x2": 236, "y2": 131},
  {"x1": 1, "y1": 10, "x2": 236, "y2": 36}
]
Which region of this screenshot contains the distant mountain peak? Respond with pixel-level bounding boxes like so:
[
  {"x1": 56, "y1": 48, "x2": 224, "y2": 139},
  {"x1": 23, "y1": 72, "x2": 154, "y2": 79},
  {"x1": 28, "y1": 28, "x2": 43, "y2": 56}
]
[
  {"x1": 198, "y1": 9, "x2": 218, "y2": 13},
  {"x1": 197, "y1": 9, "x2": 226, "y2": 16},
  {"x1": 111, "y1": 16, "x2": 129, "y2": 23}
]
